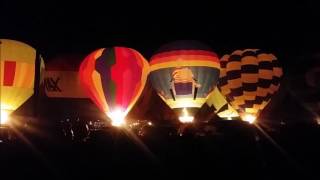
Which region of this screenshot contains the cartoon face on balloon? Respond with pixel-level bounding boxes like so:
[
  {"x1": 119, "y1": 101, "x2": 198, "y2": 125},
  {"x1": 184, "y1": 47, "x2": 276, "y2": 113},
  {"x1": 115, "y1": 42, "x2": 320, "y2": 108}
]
[
  {"x1": 171, "y1": 67, "x2": 202, "y2": 96},
  {"x1": 149, "y1": 40, "x2": 220, "y2": 123}
]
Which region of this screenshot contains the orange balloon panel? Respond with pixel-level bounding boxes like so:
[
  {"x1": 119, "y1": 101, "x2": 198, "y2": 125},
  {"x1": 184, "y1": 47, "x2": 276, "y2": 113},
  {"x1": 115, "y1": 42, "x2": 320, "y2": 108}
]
[
  {"x1": 79, "y1": 47, "x2": 149, "y2": 117},
  {"x1": 218, "y1": 49, "x2": 283, "y2": 120}
]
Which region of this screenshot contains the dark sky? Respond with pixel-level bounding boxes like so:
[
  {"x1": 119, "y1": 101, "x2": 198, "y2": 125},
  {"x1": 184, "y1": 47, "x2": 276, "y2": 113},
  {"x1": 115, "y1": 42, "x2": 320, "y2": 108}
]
[{"x1": 1, "y1": 0, "x2": 319, "y2": 65}]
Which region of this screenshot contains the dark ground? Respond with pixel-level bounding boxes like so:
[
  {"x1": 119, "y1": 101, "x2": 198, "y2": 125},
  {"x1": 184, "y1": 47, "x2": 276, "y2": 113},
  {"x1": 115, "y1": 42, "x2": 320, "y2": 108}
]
[{"x1": 1, "y1": 120, "x2": 320, "y2": 180}]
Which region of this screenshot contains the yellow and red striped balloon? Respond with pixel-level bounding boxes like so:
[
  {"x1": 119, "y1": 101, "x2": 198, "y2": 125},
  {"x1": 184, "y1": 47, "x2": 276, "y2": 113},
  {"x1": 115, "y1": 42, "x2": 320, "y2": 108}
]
[
  {"x1": 0, "y1": 39, "x2": 45, "y2": 123},
  {"x1": 149, "y1": 41, "x2": 220, "y2": 121}
]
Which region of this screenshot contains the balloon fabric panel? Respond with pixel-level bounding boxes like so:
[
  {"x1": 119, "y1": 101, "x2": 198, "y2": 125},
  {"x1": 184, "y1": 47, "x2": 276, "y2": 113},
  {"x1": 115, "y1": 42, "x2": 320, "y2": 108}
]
[
  {"x1": 150, "y1": 47, "x2": 220, "y2": 109},
  {"x1": 79, "y1": 47, "x2": 149, "y2": 117},
  {"x1": 0, "y1": 39, "x2": 43, "y2": 114},
  {"x1": 218, "y1": 49, "x2": 283, "y2": 118}
]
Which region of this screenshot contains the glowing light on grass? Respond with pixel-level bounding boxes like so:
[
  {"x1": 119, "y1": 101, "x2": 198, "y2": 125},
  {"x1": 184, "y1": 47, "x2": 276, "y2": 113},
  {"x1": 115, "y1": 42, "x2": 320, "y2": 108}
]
[
  {"x1": 107, "y1": 109, "x2": 126, "y2": 127},
  {"x1": 179, "y1": 108, "x2": 194, "y2": 123},
  {"x1": 243, "y1": 114, "x2": 256, "y2": 124},
  {"x1": 1, "y1": 110, "x2": 10, "y2": 125}
]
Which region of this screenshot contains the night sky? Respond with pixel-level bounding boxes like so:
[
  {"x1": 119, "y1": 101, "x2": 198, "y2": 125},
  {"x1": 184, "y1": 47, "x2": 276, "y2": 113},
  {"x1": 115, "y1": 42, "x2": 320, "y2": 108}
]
[
  {"x1": 2, "y1": 1, "x2": 319, "y2": 64},
  {"x1": 2, "y1": 0, "x2": 320, "y2": 124}
]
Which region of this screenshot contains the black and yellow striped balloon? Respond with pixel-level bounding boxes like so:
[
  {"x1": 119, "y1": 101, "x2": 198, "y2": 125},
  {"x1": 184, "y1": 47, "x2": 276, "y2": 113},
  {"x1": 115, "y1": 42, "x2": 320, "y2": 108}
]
[{"x1": 218, "y1": 49, "x2": 283, "y2": 122}]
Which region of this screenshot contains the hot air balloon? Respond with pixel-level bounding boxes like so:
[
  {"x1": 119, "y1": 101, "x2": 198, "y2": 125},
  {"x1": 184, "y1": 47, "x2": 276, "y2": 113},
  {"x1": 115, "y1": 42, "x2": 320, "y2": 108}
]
[
  {"x1": 206, "y1": 87, "x2": 239, "y2": 120},
  {"x1": 149, "y1": 40, "x2": 220, "y2": 123},
  {"x1": 0, "y1": 39, "x2": 45, "y2": 125},
  {"x1": 45, "y1": 54, "x2": 87, "y2": 98},
  {"x1": 79, "y1": 47, "x2": 149, "y2": 127},
  {"x1": 218, "y1": 49, "x2": 283, "y2": 123}
]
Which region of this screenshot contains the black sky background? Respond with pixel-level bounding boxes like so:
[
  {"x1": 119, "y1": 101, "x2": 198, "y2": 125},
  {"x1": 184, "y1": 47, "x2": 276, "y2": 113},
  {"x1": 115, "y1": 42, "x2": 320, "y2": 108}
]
[
  {"x1": 2, "y1": 0, "x2": 320, "y2": 123},
  {"x1": 1, "y1": 0, "x2": 319, "y2": 66}
]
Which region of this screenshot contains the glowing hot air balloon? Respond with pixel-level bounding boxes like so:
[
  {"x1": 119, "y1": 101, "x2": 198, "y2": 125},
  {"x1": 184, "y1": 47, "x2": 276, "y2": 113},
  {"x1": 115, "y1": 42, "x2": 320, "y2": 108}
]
[
  {"x1": 79, "y1": 47, "x2": 149, "y2": 127},
  {"x1": 206, "y1": 87, "x2": 239, "y2": 120},
  {"x1": 0, "y1": 39, "x2": 45, "y2": 125},
  {"x1": 206, "y1": 55, "x2": 239, "y2": 120},
  {"x1": 149, "y1": 40, "x2": 220, "y2": 123},
  {"x1": 218, "y1": 49, "x2": 283, "y2": 123}
]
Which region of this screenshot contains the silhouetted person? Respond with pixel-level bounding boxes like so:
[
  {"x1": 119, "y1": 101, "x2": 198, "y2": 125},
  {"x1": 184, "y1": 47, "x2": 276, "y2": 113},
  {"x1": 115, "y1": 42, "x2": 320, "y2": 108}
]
[
  {"x1": 72, "y1": 117, "x2": 90, "y2": 142},
  {"x1": 60, "y1": 117, "x2": 74, "y2": 141}
]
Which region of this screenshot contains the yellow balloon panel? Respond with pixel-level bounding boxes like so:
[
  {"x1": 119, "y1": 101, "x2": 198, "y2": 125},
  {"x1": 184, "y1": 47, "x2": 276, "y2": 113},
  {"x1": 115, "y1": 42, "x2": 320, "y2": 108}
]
[
  {"x1": 0, "y1": 87, "x2": 33, "y2": 111},
  {"x1": 217, "y1": 105, "x2": 239, "y2": 119},
  {"x1": 0, "y1": 39, "x2": 36, "y2": 64},
  {"x1": 206, "y1": 88, "x2": 239, "y2": 119},
  {"x1": 0, "y1": 39, "x2": 37, "y2": 114},
  {"x1": 206, "y1": 88, "x2": 227, "y2": 110}
]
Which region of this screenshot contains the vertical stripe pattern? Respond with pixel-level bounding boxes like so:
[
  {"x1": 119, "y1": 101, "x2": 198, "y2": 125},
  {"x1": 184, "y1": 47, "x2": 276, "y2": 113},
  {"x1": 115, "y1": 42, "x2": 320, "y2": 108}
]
[
  {"x1": 79, "y1": 47, "x2": 149, "y2": 117},
  {"x1": 1, "y1": 39, "x2": 43, "y2": 114}
]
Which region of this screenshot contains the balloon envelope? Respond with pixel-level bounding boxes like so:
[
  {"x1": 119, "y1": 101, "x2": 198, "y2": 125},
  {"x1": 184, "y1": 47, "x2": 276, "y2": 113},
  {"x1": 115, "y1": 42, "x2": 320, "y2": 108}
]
[
  {"x1": 0, "y1": 39, "x2": 45, "y2": 120},
  {"x1": 218, "y1": 49, "x2": 283, "y2": 122},
  {"x1": 79, "y1": 47, "x2": 149, "y2": 120},
  {"x1": 44, "y1": 54, "x2": 87, "y2": 98},
  {"x1": 206, "y1": 88, "x2": 239, "y2": 119},
  {"x1": 149, "y1": 41, "x2": 220, "y2": 117}
]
